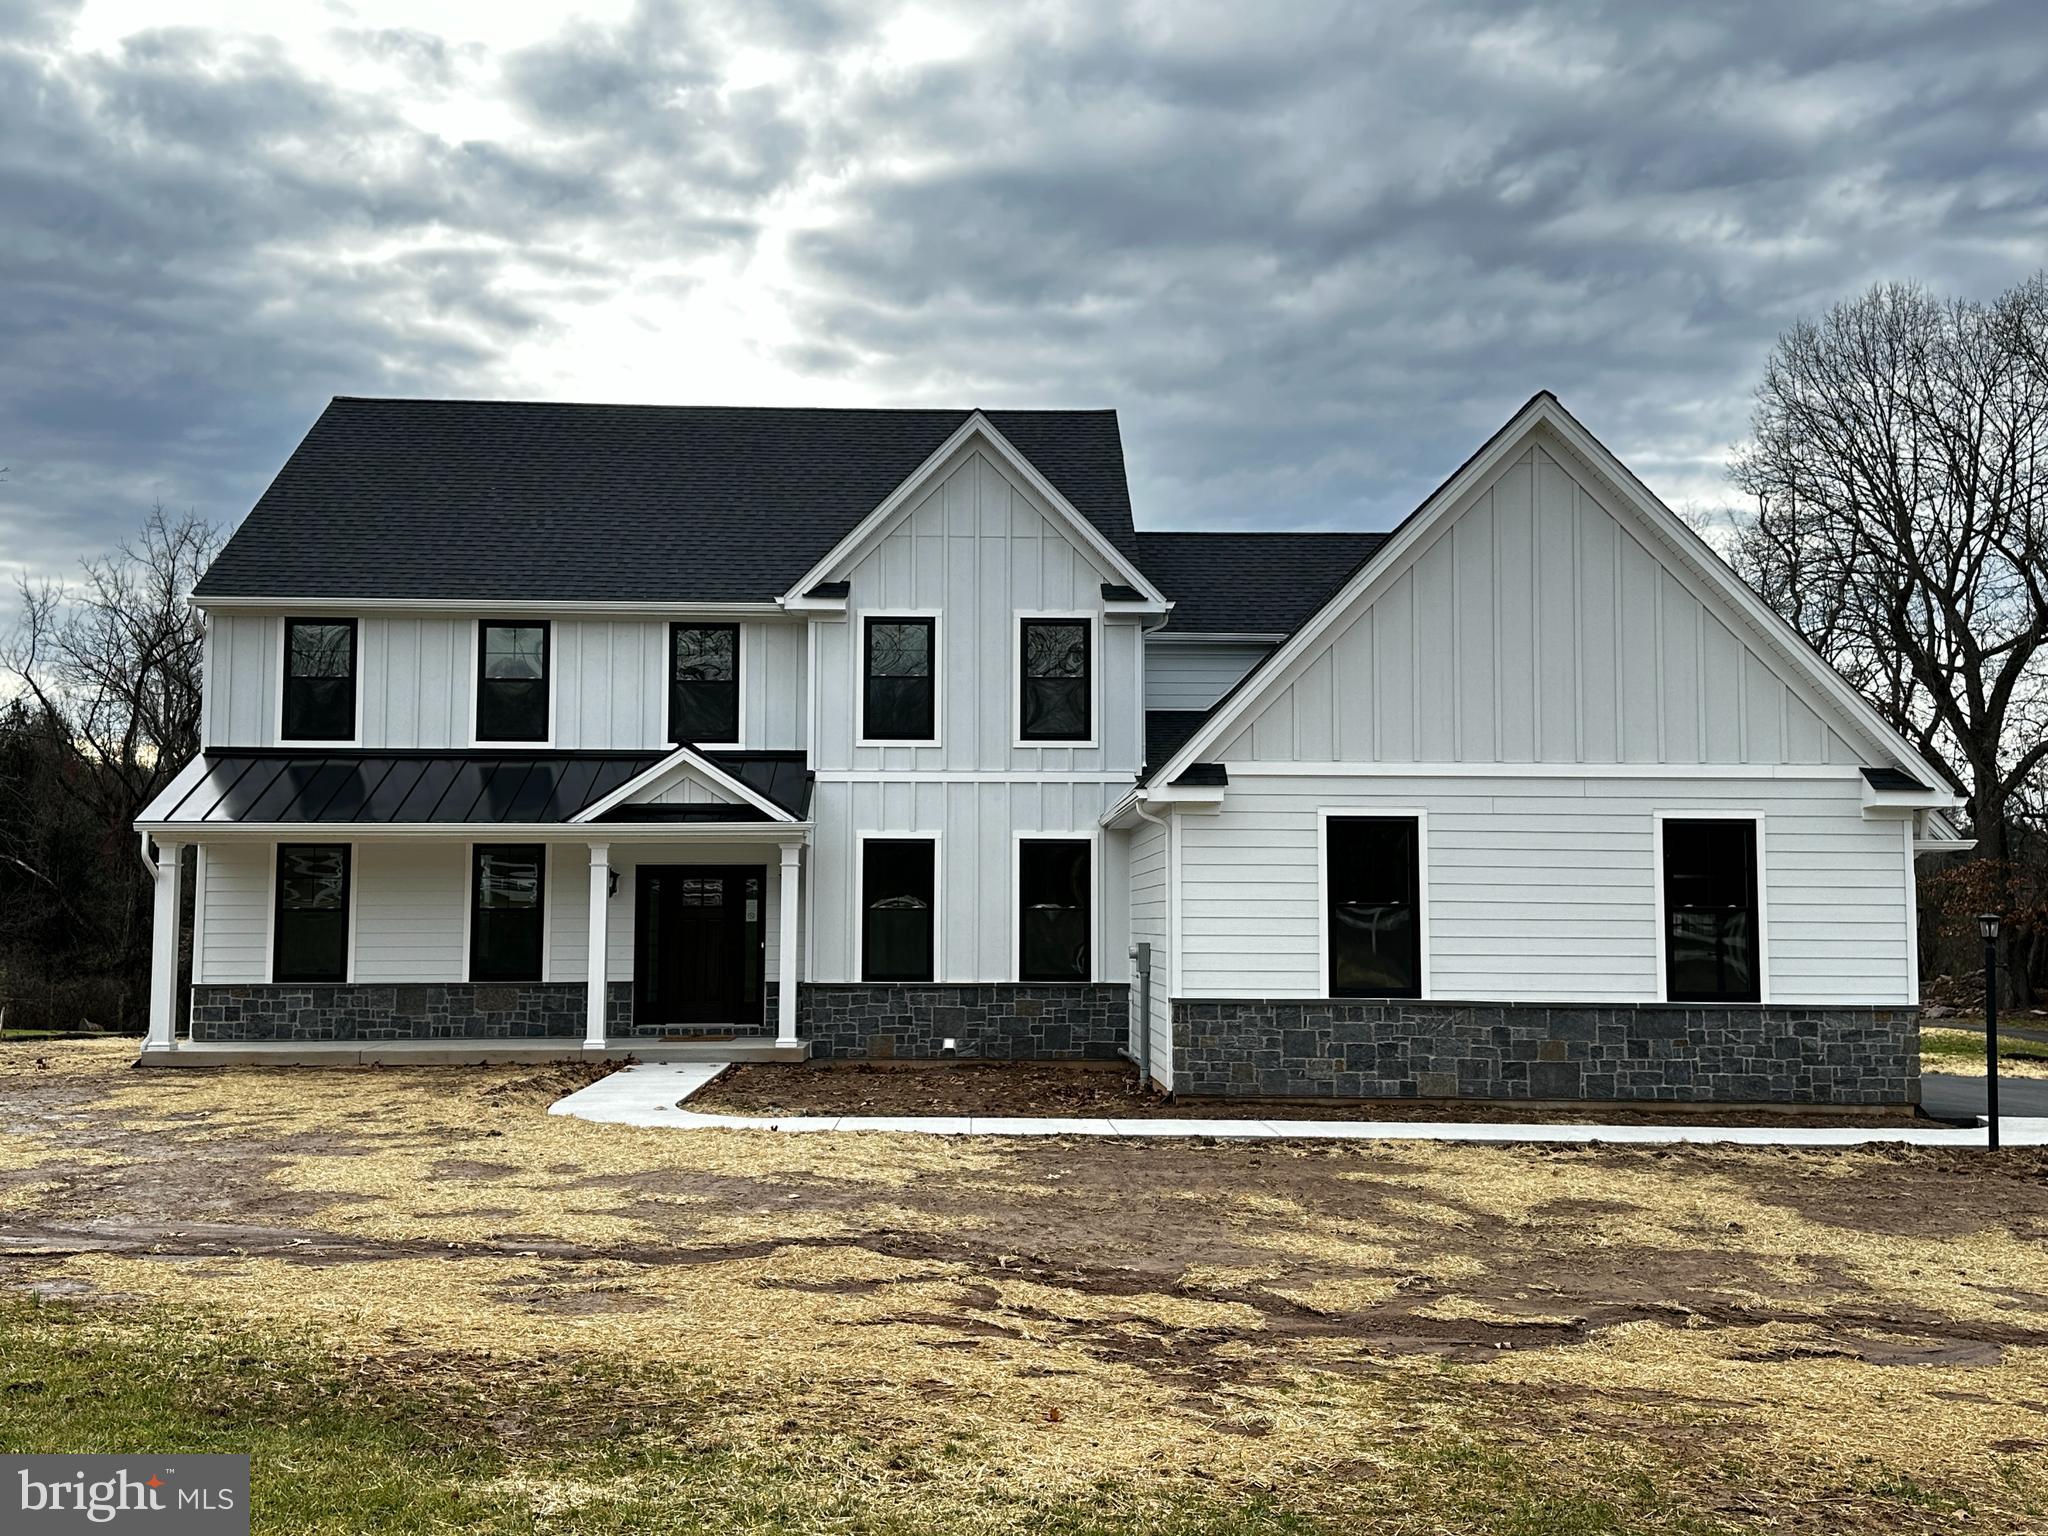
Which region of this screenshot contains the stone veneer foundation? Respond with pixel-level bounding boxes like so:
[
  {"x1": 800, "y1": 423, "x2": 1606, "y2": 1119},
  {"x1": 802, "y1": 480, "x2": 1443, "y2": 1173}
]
[
  {"x1": 189, "y1": 982, "x2": 633, "y2": 1041},
  {"x1": 1171, "y1": 999, "x2": 1919, "y2": 1104},
  {"x1": 799, "y1": 983, "x2": 1130, "y2": 1060}
]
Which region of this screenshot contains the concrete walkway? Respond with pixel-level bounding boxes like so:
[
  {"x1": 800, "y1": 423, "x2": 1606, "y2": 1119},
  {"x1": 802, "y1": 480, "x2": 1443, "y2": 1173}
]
[{"x1": 549, "y1": 1063, "x2": 2048, "y2": 1146}]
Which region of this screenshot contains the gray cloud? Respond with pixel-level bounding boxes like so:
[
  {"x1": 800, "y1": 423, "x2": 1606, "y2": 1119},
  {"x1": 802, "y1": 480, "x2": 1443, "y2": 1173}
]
[{"x1": 2, "y1": 0, "x2": 2044, "y2": 595}]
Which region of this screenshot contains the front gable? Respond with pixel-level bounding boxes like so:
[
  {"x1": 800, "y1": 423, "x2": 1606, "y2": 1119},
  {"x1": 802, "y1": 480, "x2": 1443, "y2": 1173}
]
[
  {"x1": 1163, "y1": 396, "x2": 1953, "y2": 785},
  {"x1": 573, "y1": 747, "x2": 796, "y2": 823}
]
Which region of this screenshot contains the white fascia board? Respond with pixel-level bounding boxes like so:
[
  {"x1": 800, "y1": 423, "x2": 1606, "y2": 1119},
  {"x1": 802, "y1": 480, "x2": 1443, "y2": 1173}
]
[
  {"x1": 1145, "y1": 630, "x2": 1286, "y2": 646},
  {"x1": 570, "y1": 745, "x2": 797, "y2": 824},
  {"x1": 1146, "y1": 393, "x2": 1956, "y2": 794},
  {"x1": 190, "y1": 595, "x2": 788, "y2": 620},
  {"x1": 777, "y1": 413, "x2": 1169, "y2": 608},
  {"x1": 134, "y1": 820, "x2": 814, "y2": 841}
]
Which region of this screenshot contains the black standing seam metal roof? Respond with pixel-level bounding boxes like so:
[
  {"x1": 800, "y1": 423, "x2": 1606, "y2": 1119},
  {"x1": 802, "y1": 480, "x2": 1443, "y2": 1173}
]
[
  {"x1": 1135, "y1": 531, "x2": 1389, "y2": 634},
  {"x1": 195, "y1": 399, "x2": 1140, "y2": 603},
  {"x1": 147, "y1": 750, "x2": 812, "y2": 824}
]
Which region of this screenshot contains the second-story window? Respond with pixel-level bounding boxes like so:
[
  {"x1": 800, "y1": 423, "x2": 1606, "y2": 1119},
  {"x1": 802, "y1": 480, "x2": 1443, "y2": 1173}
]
[
  {"x1": 863, "y1": 617, "x2": 935, "y2": 742},
  {"x1": 282, "y1": 618, "x2": 357, "y2": 741},
  {"x1": 1019, "y1": 619, "x2": 1091, "y2": 742},
  {"x1": 670, "y1": 624, "x2": 739, "y2": 745},
  {"x1": 477, "y1": 621, "x2": 549, "y2": 743}
]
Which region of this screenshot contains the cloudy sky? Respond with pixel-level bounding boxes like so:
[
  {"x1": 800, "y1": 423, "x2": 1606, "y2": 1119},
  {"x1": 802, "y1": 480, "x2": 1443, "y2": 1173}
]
[{"x1": 3, "y1": 0, "x2": 2044, "y2": 588}]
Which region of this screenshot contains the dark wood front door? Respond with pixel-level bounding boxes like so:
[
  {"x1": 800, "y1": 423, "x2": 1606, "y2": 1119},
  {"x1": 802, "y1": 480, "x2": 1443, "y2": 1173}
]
[{"x1": 634, "y1": 866, "x2": 765, "y2": 1028}]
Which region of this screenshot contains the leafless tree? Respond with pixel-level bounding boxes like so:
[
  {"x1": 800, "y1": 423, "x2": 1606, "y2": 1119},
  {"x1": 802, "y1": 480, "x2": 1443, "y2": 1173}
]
[
  {"x1": 0, "y1": 503, "x2": 219, "y2": 1024},
  {"x1": 1730, "y1": 277, "x2": 2048, "y2": 1001}
]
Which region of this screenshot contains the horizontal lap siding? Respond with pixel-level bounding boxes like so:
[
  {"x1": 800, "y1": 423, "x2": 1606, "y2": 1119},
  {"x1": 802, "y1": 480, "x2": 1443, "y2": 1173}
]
[
  {"x1": 1177, "y1": 775, "x2": 1908, "y2": 1005},
  {"x1": 1144, "y1": 643, "x2": 1270, "y2": 711},
  {"x1": 548, "y1": 842, "x2": 790, "y2": 987},
  {"x1": 1127, "y1": 819, "x2": 1171, "y2": 1082},
  {"x1": 353, "y1": 843, "x2": 467, "y2": 982},
  {"x1": 196, "y1": 841, "x2": 270, "y2": 983}
]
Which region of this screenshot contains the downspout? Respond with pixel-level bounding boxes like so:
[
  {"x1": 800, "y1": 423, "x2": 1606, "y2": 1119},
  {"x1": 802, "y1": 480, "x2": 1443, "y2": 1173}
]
[
  {"x1": 1128, "y1": 790, "x2": 1172, "y2": 1090},
  {"x1": 138, "y1": 829, "x2": 158, "y2": 879}
]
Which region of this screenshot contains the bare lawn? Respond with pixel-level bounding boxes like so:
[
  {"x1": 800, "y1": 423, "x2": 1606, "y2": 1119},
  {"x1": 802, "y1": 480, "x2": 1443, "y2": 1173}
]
[{"x1": 3, "y1": 1041, "x2": 2047, "y2": 1533}]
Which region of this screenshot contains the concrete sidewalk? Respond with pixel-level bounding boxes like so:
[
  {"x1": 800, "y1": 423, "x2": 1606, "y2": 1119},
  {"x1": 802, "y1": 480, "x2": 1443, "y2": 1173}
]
[{"x1": 549, "y1": 1063, "x2": 2048, "y2": 1146}]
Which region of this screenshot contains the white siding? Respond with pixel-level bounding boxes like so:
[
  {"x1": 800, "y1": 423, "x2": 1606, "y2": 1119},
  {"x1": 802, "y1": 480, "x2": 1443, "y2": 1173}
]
[
  {"x1": 1176, "y1": 773, "x2": 1911, "y2": 1006},
  {"x1": 805, "y1": 779, "x2": 1131, "y2": 984},
  {"x1": 1215, "y1": 444, "x2": 1865, "y2": 769},
  {"x1": 352, "y1": 843, "x2": 467, "y2": 983},
  {"x1": 195, "y1": 840, "x2": 270, "y2": 983},
  {"x1": 204, "y1": 615, "x2": 808, "y2": 753},
  {"x1": 1144, "y1": 641, "x2": 1271, "y2": 710},
  {"x1": 812, "y1": 446, "x2": 1145, "y2": 776},
  {"x1": 1126, "y1": 818, "x2": 1172, "y2": 1085}
]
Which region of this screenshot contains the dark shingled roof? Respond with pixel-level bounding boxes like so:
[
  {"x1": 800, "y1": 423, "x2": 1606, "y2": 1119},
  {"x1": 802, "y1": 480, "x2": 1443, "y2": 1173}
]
[
  {"x1": 196, "y1": 399, "x2": 1139, "y2": 602},
  {"x1": 1136, "y1": 531, "x2": 1388, "y2": 634},
  {"x1": 1143, "y1": 710, "x2": 1210, "y2": 780},
  {"x1": 1860, "y1": 766, "x2": 1929, "y2": 793}
]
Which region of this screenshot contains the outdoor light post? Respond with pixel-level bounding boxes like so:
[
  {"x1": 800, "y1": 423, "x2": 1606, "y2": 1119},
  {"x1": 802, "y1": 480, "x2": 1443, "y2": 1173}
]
[{"x1": 1979, "y1": 912, "x2": 2002, "y2": 1150}]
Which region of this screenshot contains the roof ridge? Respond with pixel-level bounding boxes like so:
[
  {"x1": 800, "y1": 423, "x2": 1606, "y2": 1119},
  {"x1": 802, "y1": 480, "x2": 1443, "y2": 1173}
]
[{"x1": 327, "y1": 396, "x2": 1117, "y2": 416}]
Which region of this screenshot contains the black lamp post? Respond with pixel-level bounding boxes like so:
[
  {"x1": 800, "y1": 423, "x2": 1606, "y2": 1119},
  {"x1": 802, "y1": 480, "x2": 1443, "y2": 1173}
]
[{"x1": 1979, "y1": 912, "x2": 2002, "y2": 1150}]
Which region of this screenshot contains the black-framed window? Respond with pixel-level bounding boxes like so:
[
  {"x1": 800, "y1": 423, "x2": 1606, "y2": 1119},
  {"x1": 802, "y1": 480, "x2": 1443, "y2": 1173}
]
[
  {"x1": 1327, "y1": 817, "x2": 1421, "y2": 998},
  {"x1": 863, "y1": 617, "x2": 935, "y2": 741},
  {"x1": 477, "y1": 621, "x2": 549, "y2": 742},
  {"x1": 274, "y1": 844, "x2": 349, "y2": 983},
  {"x1": 282, "y1": 618, "x2": 357, "y2": 741},
  {"x1": 471, "y1": 844, "x2": 546, "y2": 983},
  {"x1": 862, "y1": 838, "x2": 935, "y2": 982},
  {"x1": 1663, "y1": 819, "x2": 1761, "y2": 1002},
  {"x1": 1019, "y1": 839, "x2": 1090, "y2": 981},
  {"x1": 1019, "y1": 619, "x2": 1091, "y2": 742},
  {"x1": 670, "y1": 624, "x2": 739, "y2": 744}
]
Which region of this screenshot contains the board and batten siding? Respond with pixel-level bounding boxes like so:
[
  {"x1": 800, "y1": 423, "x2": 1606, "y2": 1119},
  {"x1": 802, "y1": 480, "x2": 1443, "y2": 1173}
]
[
  {"x1": 1175, "y1": 773, "x2": 1912, "y2": 1006},
  {"x1": 1125, "y1": 817, "x2": 1172, "y2": 1084},
  {"x1": 204, "y1": 615, "x2": 807, "y2": 753},
  {"x1": 811, "y1": 446, "x2": 1145, "y2": 776},
  {"x1": 1143, "y1": 641, "x2": 1271, "y2": 711},
  {"x1": 1214, "y1": 444, "x2": 1865, "y2": 768},
  {"x1": 805, "y1": 779, "x2": 1130, "y2": 985}
]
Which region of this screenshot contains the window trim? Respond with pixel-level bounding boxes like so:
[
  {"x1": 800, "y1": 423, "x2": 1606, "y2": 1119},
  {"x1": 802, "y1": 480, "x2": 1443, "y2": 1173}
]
[
  {"x1": 854, "y1": 830, "x2": 941, "y2": 982},
  {"x1": 1317, "y1": 807, "x2": 1429, "y2": 1001},
  {"x1": 466, "y1": 843, "x2": 551, "y2": 984},
  {"x1": 1013, "y1": 610, "x2": 1099, "y2": 749},
  {"x1": 268, "y1": 840, "x2": 355, "y2": 984},
  {"x1": 1653, "y1": 810, "x2": 1769, "y2": 1004},
  {"x1": 1011, "y1": 830, "x2": 1097, "y2": 983},
  {"x1": 276, "y1": 616, "x2": 362, "y2": 745},
  {"x1": 667, "y1": 621, "x2": 745, "y2": 749},
  {"x1": 470, "y1": 619, "x2": 555, "y2": 747},
  {"x1": 855, "y1": 611, "x2": 941, "y2": 748}
]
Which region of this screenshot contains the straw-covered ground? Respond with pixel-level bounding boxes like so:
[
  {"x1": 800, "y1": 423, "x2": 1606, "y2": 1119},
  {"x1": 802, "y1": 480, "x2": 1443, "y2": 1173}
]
[{"x1": 2, "y1": 1040, "x2": 2046, "y2": 1534}]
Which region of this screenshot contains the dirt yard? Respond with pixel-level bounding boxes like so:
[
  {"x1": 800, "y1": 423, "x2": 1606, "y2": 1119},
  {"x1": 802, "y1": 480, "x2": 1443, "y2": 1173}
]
[
  {"x1": 694, "y1": 1058, "x2": 1945, "y2": 1126},
  {"x1": 3, "y1": 1040, "x2": 2047, "y2": 1533}
]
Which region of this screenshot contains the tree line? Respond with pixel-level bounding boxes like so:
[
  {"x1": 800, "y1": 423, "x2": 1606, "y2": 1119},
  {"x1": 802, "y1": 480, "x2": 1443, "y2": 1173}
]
[{"x1": 1, "y1": 274, "x2": 2044, "y2": 1030}]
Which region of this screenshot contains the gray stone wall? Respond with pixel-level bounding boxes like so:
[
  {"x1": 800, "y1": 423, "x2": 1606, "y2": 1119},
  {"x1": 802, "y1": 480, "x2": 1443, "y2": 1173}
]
[
  {"x1": 802, "y1": 983, "x2": 1130, "y2": 1061},
  {"x1": 1172, "y1": 999, "x2": 1918, "y2": 1105},
  {"x1": 190, "y1": 982, "x2": 633, "y2": 1041}
]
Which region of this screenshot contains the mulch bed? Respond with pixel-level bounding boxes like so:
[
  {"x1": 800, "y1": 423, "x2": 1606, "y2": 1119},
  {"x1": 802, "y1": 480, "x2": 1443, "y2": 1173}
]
[{"x1": 689, "y1": 1059, "x2": 1954, "y2": 1128}]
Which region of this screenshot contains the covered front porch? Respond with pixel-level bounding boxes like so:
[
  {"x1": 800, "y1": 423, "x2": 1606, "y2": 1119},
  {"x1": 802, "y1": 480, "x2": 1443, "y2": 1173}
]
[{"x1": 135, "y1": 746, "x2": 815, "y2": 1064}]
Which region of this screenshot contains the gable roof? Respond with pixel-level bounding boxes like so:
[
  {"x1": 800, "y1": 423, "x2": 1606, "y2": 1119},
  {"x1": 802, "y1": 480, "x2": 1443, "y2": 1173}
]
[
  {"x1": 1139, "y1": 392, "x2": 1958, "y2": 797},
  {"x1": 1135, "y1": 532, "x2": 1388, "y2": 634},
  {"x1": 195, "y1": 399, "x2": 1140, "y2": 603}
]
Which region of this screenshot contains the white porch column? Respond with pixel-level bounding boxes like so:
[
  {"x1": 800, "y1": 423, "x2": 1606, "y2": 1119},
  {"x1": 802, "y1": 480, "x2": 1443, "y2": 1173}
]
[
  {"x1": 585, "y1": 842, "x2": 611, "y2": 1049},
  {"x1": 776, "y1": 840, "x2": 801, "y2": 1046},
  {"x1": 145, "y1": 839, "x2": 183, "y2": 1052}
]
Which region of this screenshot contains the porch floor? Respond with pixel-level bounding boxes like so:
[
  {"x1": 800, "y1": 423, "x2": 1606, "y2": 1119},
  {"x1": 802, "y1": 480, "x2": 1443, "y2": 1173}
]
[{"x1": 135, "y1": 1038, "x2": 809, "y2": 1069}]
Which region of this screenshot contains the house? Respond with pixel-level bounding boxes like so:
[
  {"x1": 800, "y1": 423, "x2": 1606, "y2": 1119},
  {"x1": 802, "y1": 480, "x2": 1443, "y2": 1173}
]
[{"x1": 136, "y1": 392, "x2": 1969, "y2": 1103}]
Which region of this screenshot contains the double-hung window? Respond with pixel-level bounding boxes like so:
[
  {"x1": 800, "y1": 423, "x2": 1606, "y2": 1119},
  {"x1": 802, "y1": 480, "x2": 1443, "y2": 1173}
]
[
  {"x1": 670, "y1": 623, "x2": 739, "y2": 745},
  {"x1": 1019, "y1": 619, "x2": 1091, "y2": 742},
  {"x1": 274, "y1": 844, "x2": 350, "y2": 983},
  {"x1": 1662, "y1": 819, "x2": 1762, "y2": 1002},
  {"x1": 477, "y1": 621, "x2": 550, "y2": 743},
  {"x1": 1019, "y1": 839, "x2": 1091, "y2": 981},
  {"x1": 282, "y1": 619, "x2": 357, "y2": 741},
  {"x1": 1325, "y1": 816, "x2": 1422, "y2": 998},
  {"x1": 862, "y1": 838, "x2": 935, "y2": 981},
  {"x1": 471, "y1": 845, "x2": 546, "y2": 982},
  {"x1": 863, "y1": 617, "x2": 935, "y2": 742}
]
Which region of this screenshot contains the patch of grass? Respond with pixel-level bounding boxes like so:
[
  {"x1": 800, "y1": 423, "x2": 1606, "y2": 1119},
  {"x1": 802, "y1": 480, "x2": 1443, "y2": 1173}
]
[{"x1": 1921, "y1": 1028, "x2": 2048, "y2": 1064}]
